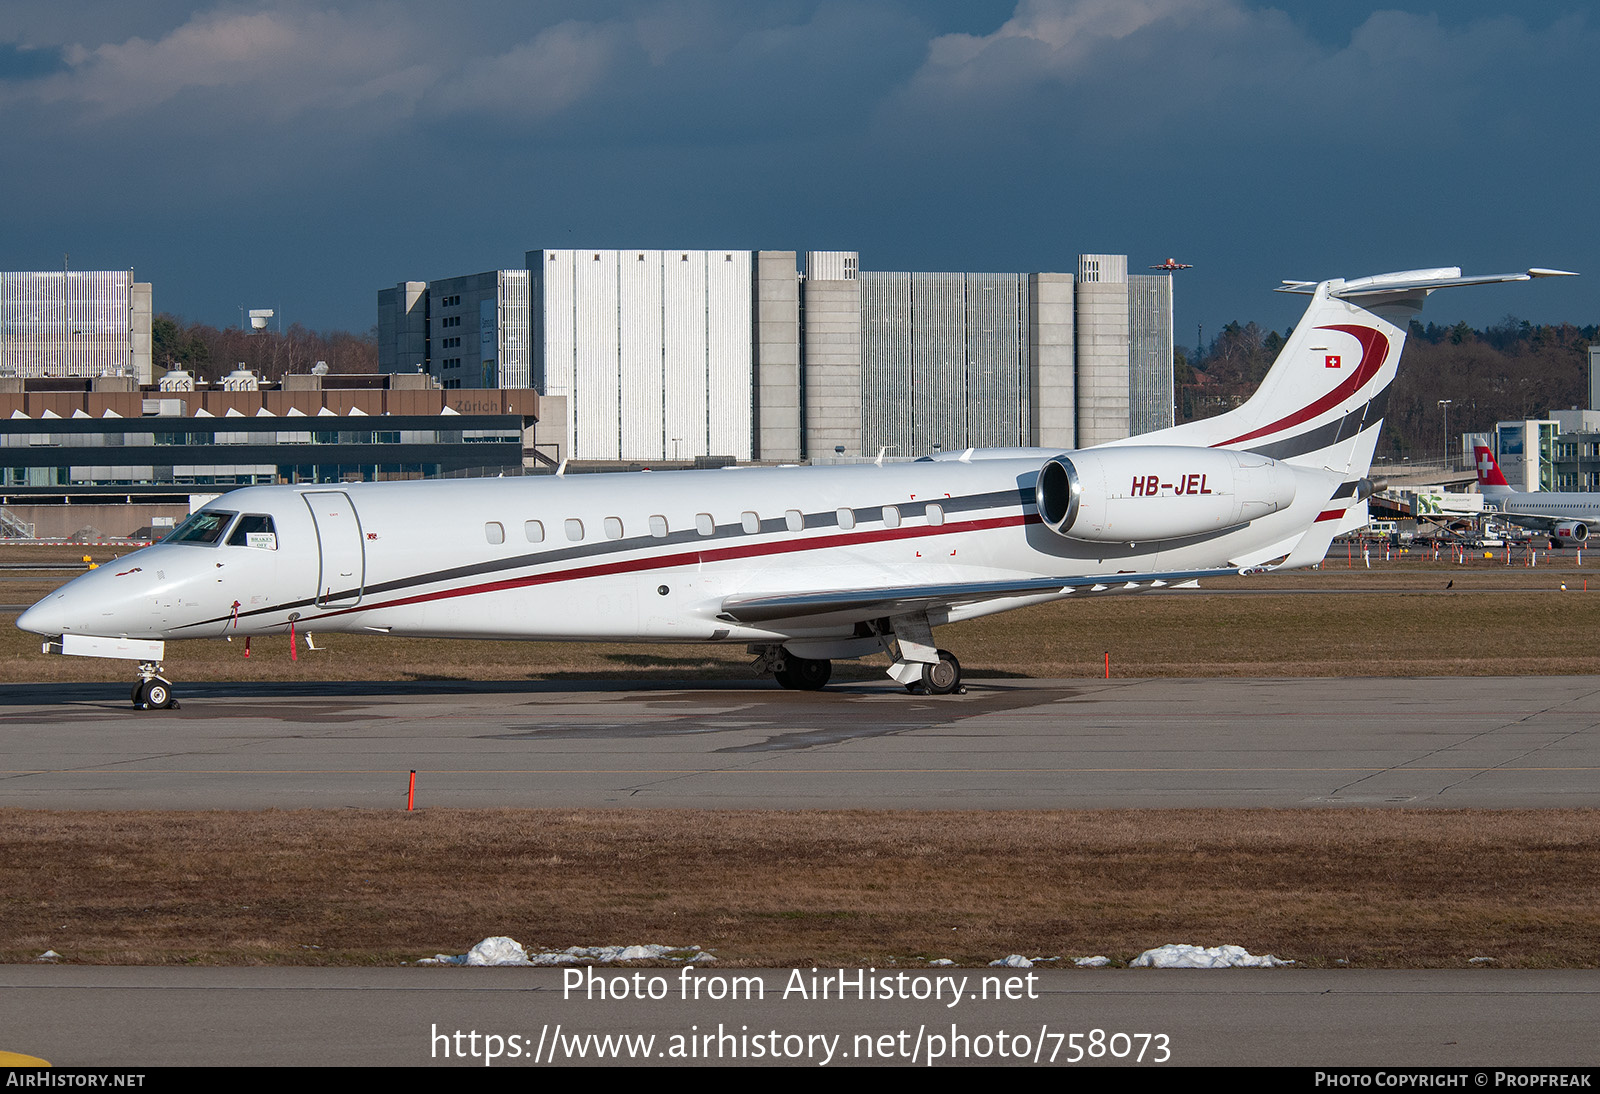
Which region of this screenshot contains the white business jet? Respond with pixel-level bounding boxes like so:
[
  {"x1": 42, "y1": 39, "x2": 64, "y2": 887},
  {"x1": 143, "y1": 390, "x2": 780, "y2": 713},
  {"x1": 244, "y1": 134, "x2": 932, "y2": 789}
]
[
  {"x1": 19, "y1": 266, "x2": 1574, "y2": 708},
  {"x1": 1474, "y1": 444, "x2": 1599, "y2": 545}
]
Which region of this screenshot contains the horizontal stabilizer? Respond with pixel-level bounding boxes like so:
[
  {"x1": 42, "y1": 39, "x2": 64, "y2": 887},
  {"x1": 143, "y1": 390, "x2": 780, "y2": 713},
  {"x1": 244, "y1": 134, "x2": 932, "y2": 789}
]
[{"x1": 1277, "y1": 268, "x2": 1577, "y2": 298}]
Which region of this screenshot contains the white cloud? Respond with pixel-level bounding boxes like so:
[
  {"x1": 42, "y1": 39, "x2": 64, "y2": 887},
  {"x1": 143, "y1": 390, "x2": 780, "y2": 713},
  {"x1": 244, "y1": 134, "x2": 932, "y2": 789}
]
[
  {"x1": 8, "y1": 6, "x2": 437, "y2": 131},
  {"x1": 926, "y1": 0, "x2": 1219, "y2": 73},
  {"x1": 430, "y1": 19, "x2": 632, "y2": 123},
  {"x1": 890, "y1": 0, "x2": 1307, "y2": 134},
  {"x1": 868, "y1": 0, "x2": 1599, "y2": 169}
]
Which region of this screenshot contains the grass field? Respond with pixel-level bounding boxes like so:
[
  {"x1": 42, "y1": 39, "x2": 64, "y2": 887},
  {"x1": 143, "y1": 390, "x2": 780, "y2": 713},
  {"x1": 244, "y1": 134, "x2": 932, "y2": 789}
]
[
  {"x1": 5, "y1": 808, "x2": 1599, "y2": 969},
  {"x1": 5, "y1": 545, "x2": 1599, "y2": 968}
]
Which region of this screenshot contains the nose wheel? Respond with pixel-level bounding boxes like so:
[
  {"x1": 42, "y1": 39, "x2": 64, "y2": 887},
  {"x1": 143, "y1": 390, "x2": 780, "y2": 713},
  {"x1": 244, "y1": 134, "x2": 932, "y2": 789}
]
[{"x1": 132, "y1": 663, "x2": 178, "y2": 710}]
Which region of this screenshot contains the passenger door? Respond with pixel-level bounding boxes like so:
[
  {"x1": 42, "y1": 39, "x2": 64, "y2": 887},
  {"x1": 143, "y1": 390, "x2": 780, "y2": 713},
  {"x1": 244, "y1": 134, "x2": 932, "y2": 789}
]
[{"x1": 304, "y1": 491, "x2": 365, "y2": 608}]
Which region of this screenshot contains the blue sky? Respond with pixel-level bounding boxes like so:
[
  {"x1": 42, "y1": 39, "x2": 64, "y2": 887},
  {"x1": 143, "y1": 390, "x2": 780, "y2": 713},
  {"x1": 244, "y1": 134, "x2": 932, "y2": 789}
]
[{"x1": 1, "y1": 1, "x2": 1592, "y2": 346}]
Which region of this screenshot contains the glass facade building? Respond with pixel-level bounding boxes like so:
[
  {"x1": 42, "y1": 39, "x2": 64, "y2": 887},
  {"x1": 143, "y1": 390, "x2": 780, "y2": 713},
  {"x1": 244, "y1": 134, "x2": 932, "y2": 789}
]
[
  {"x1": 0, "y1": 271, "x2": 152, "y2": 383},
  {"x1": 0, "y1": 416, "x2": 524, "y2": 488},
  {"x1": 859, "y1": 271, "x2": 1032, "y2": 455}
]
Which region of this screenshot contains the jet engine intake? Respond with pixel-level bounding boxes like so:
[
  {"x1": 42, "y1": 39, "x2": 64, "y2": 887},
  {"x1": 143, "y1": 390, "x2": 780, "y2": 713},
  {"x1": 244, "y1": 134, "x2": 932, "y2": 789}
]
[
  {"x1": 1554, "y1": 520, "x2": 1589, "y2": 543},
  {"x1": 1035, "y1": 447, "x2": 1298, "y2": 543}
]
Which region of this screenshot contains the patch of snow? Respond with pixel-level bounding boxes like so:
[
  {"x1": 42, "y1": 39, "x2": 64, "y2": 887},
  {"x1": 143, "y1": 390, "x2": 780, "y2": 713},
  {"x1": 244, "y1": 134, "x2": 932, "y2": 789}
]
[
  {"x1": 418, "y1": 937, "x2": 713, "y2": 967},
  {"x1": 927, "y1": 958, "x2": 954, "y2": 966},
  {"x1": 1075, "y1": 955, "x2": 1111, "y2": 968},
  {"x1": 1130, "y1": 944, "x2": 1291, "y2": 969},
  {"x1": 35, "y1": 950, "x2": 59, "y2": 962},
  {"x1": 989, "y1": 954, "x2": 1033, "y2": 968}
]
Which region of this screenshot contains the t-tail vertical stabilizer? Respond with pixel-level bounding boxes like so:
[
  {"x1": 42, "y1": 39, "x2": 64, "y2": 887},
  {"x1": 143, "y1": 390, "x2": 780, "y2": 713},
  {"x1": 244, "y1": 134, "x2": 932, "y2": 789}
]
[
  {"x1": 1110, "y1": 267, "x2": 1574, "y2": 480},
  {"x1": 1106, "y1": 267, "x2": 1574, "y2": 569}
]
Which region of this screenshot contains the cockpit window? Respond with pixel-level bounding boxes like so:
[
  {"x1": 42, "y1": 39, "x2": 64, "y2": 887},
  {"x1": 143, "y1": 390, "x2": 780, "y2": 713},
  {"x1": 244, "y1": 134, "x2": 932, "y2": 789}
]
[
  {"x1": 165, "y1": 510, "x2": 237, "y2": 545},
  {"x1": 227, "y1": 514, "x2": 278, "y2": 550}
]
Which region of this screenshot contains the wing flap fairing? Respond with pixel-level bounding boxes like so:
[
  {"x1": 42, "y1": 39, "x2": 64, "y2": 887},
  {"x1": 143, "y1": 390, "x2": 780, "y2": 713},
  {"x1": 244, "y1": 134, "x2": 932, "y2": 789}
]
[{"x1": 716, "y1": 567, "x2": 1241, "y2": 624}]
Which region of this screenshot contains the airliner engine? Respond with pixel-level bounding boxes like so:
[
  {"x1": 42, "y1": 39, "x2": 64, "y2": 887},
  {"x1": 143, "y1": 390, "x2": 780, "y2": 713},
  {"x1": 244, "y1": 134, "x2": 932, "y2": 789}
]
[
  {"x1": 1554, "y1": 520, "x2": 1589, "y2": 543},
  {"x1": 1034, "y1": 447, "x2": 1299, "y2": 543}
]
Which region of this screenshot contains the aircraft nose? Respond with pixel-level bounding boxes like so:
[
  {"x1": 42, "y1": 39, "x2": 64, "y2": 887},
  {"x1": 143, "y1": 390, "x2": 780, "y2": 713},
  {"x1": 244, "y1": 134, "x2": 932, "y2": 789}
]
[
  {"x1": 17, "y1": 572, "x2": 121, "y2": 637},
  {"x1": 16, "y1": 593, "x2": 66, "y2": 637}
]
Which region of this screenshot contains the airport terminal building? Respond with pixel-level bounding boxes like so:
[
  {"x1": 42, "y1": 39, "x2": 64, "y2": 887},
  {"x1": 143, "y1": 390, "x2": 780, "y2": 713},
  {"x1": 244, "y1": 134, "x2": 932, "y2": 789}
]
[
  {"x1": 0, "y1": 370, "x2": 541, "y2": 539},
  {"x1": 379, "y1": 250, "x2": 1176, "y2": 464}
]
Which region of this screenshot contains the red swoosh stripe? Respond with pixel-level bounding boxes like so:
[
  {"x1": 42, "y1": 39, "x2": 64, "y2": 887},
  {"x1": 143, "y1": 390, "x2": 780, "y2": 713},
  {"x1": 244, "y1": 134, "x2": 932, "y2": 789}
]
[
  {"x1": 306, "y1": 512, "x2": 1038, "y2": 623},
  {"x1": 1213, "y1": 324, "x2": 1389, "y2": 448}
]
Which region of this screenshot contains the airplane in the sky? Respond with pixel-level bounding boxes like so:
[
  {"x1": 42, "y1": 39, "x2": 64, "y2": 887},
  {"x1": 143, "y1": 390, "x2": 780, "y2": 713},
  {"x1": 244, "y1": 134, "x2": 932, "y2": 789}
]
[
  {"x1": 1474, "y1": 444, "x2": 1597, "y2": 545},
  {"x1": 18, "y1": 266, "x2": 1574, "y2": 708},
  {"x1": 1149, "y1": 258, "x2": 1193, "y2": 270}
]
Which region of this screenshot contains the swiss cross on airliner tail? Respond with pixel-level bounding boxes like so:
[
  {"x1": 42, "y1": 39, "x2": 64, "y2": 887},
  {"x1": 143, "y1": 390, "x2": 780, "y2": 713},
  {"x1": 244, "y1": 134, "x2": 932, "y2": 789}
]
[{"x1": 1325, "y1": 354, "x2": 1341, "y2": 369}]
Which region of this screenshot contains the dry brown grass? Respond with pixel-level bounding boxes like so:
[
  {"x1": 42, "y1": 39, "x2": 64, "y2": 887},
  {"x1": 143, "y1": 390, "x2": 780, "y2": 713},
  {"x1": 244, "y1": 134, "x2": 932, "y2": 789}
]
[
  {"x1": 3, "y1": 808, "x2": 1598, "y2": 969},
  {"x1": 4, "y1": 546, "x2": 1600, "y2": 682}
]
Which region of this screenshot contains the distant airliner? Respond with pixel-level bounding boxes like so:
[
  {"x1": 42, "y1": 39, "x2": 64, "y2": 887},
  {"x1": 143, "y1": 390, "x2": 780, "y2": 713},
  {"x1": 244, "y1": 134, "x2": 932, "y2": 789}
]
[
  {"x1": 1149, "y1": 258, "x2": 1193, "y2": 270},
  {"x1": 19, "y1": 266, "x2": 1575, "y2": 708},
  {"x1": 1475, "y1": 445, "x2": 1597, "y2": 545}
]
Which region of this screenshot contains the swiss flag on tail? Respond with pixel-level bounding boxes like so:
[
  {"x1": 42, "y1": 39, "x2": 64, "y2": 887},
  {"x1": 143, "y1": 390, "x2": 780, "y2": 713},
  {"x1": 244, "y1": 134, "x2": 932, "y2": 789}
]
[{"x1": 1475, "y1": 445, "x2": 1511, "y2": 490}]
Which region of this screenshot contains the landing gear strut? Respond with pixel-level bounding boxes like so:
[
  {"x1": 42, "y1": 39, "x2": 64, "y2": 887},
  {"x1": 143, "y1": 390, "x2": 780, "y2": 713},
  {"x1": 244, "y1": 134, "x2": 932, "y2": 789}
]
[{"x1": 132, "y1": 661, "x2": 178, "y2": 710}]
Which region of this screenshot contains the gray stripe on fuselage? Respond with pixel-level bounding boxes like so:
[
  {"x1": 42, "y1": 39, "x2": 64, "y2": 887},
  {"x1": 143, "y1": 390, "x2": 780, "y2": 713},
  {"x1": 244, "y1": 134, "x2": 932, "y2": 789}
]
[{"x1": 185, "y1": 485, "x2": 1036, "y2": 628}]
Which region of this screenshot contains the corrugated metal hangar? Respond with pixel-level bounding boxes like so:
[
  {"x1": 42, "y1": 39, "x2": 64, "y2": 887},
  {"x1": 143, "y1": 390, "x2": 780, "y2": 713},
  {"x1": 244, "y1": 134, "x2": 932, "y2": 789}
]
[{"x1": 379, "y1": 249, "x2": 1175, "y2": 464}]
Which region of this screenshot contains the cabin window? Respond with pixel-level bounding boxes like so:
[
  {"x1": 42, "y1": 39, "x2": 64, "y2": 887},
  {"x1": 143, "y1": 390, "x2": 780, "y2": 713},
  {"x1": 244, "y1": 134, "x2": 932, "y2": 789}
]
[
  {"x1": 565, "y1": 518, "x2": 584, "y2": 541},
  {"x1": 695, "y1": 513, "x2": 715, "y2": 536},
  {"x1": 166, "y1": 509, "x2": 236, "y2": 546},
  {"x1": 883, "y1": 505, "x2": 901, "y2": 529},
  {"x1": 524, "y1": 520, "x2": 544, "y2": 543},
  {"x1": 649, "y1": 515, "x2": 669, "y2": 538},
  {"x1": 227, "y1": 514, "x2": 277, "y2": 550},
  {"x1": 926, "y1": 504, "x2": 945, "y2": 526},
  {"x1": 604, "y1": 517, "x2": 624, "y2": 540},
  {"x1": 741, "y1": 511, "x2": 760, "y2": 534},
  {"x1": 485, "y1": 522, "x2": 505, "y2": 545},
  {"x1": 836, "y1": 507, "x2": 855, "y2": 530},
  {"x1": 785, "y1": 509, "x2": 804, "y2": 532}
]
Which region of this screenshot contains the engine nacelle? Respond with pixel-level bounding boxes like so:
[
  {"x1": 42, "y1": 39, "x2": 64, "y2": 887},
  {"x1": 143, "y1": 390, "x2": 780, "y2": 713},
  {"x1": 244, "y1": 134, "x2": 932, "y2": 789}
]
[
  {"x1": 1035, "y1": 446, "x2": 1298, "y2": 544},
  {"x1": 1554, "y1": 521, "x2": 1589, "y2": 544}
]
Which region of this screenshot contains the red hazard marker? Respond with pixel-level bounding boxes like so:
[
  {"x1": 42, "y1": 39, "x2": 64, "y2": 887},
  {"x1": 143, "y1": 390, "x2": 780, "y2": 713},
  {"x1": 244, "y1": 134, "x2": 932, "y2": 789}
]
[
  {"x1": 243, "y1": 636, "x2": 251, "y2": 658},
  {"x1": 1105, "y1": 651, "x2": 1110, "y2": 679},
  {"x1": 289, "y1": 620, "x2": 298, "y2": 662},
  {"x1": 407, "y1": 770, "x2": 417, "y2": 811}
]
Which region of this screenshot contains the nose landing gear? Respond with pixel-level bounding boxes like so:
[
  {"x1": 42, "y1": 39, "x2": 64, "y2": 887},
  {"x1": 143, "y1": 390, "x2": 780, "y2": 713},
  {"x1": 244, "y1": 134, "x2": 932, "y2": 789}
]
[{"x1": 132, "y1": 662, "x2": 178, "y2": 710}]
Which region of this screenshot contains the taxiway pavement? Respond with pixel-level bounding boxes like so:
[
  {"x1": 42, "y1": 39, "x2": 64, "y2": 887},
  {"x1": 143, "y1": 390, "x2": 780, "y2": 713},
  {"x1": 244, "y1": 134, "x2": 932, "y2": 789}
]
[
  {"x1": 3, "y1": 965, "x2": 1598, "y2": 1067},
  {"x1": 3, "y1": 675, "x2": 1598, "y2": 810}
]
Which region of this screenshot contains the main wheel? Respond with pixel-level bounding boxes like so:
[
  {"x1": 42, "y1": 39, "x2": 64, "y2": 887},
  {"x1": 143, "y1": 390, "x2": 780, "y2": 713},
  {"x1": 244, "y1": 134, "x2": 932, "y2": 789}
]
[
  {"x1": 921, "y1": 649, "x2": 962, "y2": 695},
  {"x1": 774, "y1": 655, "x2": 832, "y2": 691}
]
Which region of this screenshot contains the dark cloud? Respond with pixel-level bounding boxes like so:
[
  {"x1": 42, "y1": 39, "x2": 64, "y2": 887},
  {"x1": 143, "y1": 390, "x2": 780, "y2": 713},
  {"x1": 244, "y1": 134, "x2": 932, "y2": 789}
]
[{"x1": 0, "y1": 0, "x2": 1592, "y2": 337}]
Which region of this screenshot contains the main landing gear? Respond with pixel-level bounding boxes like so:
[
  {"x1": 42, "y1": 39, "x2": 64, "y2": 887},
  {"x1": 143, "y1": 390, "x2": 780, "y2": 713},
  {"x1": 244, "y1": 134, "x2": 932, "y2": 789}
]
[
  {"x1": 131, "y1": 661, "x2": 178, "y2": 710},
  {"x1": 906, "y1": 649, "x2": 963, "y2": 696},
  {"x1": 750, "y1": 640, "x2": 965, "y2": 695},
  {"x1": 774, "y1": 654, "x2": 832, "y2": 691},
  {"x1": 752, "y1": 646, "x2": 834, "y2": 691}
]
